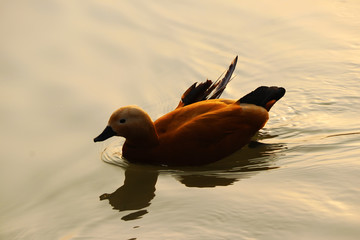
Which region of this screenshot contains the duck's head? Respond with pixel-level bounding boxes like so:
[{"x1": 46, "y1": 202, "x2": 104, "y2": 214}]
[{"x1": 94, "y1": 106, "x2": 157, "y2": 144}]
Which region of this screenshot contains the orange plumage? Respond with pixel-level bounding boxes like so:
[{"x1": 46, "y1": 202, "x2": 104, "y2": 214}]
[{"x1": 94, "y1": 56, "x2": 285, "y2": 166}]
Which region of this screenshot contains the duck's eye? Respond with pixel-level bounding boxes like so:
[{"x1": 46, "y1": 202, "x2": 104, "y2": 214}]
[{"x1": 119, "y1": 119, "x2": 126, "y2": 124}]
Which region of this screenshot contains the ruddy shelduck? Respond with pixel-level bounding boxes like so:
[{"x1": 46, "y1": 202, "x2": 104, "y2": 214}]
[{"x1": 94, "y1": 56, "x2": 285, "y2": 166}]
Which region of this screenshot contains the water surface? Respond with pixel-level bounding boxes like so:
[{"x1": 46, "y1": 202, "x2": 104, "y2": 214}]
[{"x1": 1, "y1": 0, "x2": 360, "y2": 239}]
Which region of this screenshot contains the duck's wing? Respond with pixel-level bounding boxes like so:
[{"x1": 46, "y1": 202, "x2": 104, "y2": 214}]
[
  {"x1": 157, "y1": 103, "x2": 268, "y2": 165},
  {"x1": 175, "y1": 56, "x2": 238, "y2": 109}
]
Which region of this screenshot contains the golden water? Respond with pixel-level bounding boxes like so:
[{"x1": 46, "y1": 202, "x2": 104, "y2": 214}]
[{"x1": 1, "y1": 0, "x2": 360, "y2": 239}]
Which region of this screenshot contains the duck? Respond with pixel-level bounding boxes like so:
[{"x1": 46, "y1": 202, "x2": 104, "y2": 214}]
[{"x1": 94, "y1": 56, "x2": 285, "y2": 166}]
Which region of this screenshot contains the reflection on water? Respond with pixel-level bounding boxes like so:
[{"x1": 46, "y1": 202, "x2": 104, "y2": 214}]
[
  {"x1": 100, "y1": 139, "x2": 284, "y2": 220},
  {"x1": 100, "y1": 165, "x2": 158, "y2": 221}
]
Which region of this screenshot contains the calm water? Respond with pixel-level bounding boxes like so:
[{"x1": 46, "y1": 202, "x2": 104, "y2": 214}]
[{"x1": 1, "y1": 0, "x2": 360, "y2": 239}]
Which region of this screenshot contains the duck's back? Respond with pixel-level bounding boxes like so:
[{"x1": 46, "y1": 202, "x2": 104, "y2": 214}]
[
  {"x1": 149, "y1": 100, "x2": 269, "y2": 165},
  {"x1": 155, "y1": 100, "x2": 231, "y2": 134}
]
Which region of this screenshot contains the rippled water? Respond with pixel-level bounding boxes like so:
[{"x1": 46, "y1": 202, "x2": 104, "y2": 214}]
[{"x1": 1, "y1": 0, "x2": 360, "y2": 239}]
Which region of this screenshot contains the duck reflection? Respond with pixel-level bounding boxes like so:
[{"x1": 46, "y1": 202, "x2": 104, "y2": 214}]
[
  {"x1": 173, "y1": 141, "x2": 282, "y2": 187},
  {"x1": 99, "y1": 165, "x2": 158, "y2": 221},
  {"x1": 100, "y1": 141, "x2": 284, "y2": 220}
]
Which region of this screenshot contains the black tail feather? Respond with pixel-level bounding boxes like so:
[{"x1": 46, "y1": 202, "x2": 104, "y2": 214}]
[
  {"x1": 176, "y1": 56, "x2": 285, "y2": 111},
  {"x1": 238, "y1": 86, "x2": 286, "y2": 111}
]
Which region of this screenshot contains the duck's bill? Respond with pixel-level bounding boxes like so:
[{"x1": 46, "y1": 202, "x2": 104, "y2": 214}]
[{"x1": 94, "y1": 126, "x2": 116, "y2": 142}]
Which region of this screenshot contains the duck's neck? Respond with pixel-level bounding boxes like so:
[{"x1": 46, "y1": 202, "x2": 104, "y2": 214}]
[
  {"x1": 124, "y1": 119, "x2": 159, "y2": 149},
  {"x1": 122, "y1": 125, "x2": 158, "y2": 162}
]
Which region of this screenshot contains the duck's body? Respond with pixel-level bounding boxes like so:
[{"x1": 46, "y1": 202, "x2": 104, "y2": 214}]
[
  {"x1": 94, "y1": 57, "x2": 285, "y2": 166},
  {"x1": 122, "y1": 100, "x2": 268, "y2": 165}
]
